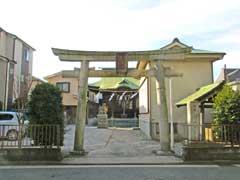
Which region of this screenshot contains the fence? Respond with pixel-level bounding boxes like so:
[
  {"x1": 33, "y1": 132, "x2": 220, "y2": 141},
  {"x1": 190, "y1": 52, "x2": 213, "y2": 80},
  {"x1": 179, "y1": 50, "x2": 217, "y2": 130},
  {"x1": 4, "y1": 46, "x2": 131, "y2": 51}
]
[
  {"x1": 178, "y1": 124, "x2": 240, "y2": 147},
  {"x1": 150, "y1": 122, "x2": 179, "y2": 140},
  {"x1": 0, "y1": 124, "x2": 61, "y2": 149}
]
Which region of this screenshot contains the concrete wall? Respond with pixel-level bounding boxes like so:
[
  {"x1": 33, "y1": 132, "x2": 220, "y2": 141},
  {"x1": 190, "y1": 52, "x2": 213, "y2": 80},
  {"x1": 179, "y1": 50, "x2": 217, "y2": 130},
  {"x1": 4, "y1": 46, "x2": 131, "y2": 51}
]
[
  {"x1": 139, "y1": 65, "x2": 151, "y2": 137},
  {"x1": 177, "y1": 145, "x2": 240, "y2": 161},
  {"x1": 5, "y1": 148, "x2": 62, "y2": 161},
  {"x1": 139, "y1": 113, "x2": 151, "y2": 137}
]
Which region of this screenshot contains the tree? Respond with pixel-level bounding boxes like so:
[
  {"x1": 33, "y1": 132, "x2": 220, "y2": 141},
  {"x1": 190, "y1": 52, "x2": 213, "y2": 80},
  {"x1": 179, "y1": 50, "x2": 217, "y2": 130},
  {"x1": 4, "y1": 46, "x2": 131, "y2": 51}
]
[
  {"x1": 28, "y1": 83, "x2": 64, "y2": 146},
  {"x1": 213, "y1": 85, "x2": 240, "y2": 124},
  {"x1": 12, "y1": 97, "x2": 28, "y2": 111}
]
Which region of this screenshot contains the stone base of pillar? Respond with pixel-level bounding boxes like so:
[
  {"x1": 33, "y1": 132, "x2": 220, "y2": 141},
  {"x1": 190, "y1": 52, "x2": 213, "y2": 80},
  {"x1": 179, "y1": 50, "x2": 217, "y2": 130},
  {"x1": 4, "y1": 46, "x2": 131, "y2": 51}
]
[
  {"x1": 154, "y1": 150, "x2": 173, "y2": 156},
  {"x1": 160, "y1": 142, "x2": 170, "y2": 152},
  {"x1": 70, "y1": 150, "x2": 87, "y2": 156}
]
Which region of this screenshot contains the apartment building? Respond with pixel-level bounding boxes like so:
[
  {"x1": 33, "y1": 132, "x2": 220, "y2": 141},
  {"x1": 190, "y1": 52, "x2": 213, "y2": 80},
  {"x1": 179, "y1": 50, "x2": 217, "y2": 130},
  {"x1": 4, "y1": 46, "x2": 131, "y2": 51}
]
[{"x1": 0, "y1": 27, "x2": 35, "y2": 110}]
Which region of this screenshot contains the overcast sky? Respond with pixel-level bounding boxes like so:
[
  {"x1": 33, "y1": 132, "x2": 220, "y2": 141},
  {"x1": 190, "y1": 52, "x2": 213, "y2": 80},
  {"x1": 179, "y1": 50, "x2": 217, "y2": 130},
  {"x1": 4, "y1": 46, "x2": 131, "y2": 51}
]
[{"x1": 1, "y1": 0, "x2": 240, "y2": 82}]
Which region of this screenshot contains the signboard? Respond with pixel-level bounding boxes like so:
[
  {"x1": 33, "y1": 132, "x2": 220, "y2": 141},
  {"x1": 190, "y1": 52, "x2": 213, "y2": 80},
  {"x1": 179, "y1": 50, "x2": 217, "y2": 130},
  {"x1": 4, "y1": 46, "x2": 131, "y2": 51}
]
[{"x1": 116, "y1": 53, "x2": 128, "y2": 74}]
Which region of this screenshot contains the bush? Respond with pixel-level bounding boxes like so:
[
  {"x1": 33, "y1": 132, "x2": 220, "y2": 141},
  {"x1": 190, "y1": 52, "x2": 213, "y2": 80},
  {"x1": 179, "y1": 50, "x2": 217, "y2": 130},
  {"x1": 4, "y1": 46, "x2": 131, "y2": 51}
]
[
  {"x1": 213, "y1": 85, "x2": 240, "y2": 125},
  {"x1": 28, "y1": 83, "x2": 64, "y2": 146},
  {"x1": 213, "y1": 85, "x2": 240, "y2": 143}
]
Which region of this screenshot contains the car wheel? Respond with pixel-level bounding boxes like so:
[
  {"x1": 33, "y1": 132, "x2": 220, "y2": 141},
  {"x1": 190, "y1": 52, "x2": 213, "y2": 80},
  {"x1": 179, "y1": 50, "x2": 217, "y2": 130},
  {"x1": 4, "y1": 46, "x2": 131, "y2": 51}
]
[{"x1": 7, "y1": 129, "x2": 18, "y2": 141}]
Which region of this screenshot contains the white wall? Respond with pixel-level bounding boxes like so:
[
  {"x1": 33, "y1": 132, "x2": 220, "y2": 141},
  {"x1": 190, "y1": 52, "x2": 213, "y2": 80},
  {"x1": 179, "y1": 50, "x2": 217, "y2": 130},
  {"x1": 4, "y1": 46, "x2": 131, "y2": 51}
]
[
  {"x1": 139, "y1": 74, "x2": 151, "y2": 137},
  {"x1": 138, "y1": 60, "x2": 214, "y2": 138}
]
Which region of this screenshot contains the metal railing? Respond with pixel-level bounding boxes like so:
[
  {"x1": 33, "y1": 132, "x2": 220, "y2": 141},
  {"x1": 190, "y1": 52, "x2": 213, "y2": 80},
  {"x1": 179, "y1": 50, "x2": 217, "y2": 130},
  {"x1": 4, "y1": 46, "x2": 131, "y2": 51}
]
[
  {"x1": 0, "y1": 124, "x2": 61, "y2": 149},
  {"x1": 178, "y1": 124, "x2": 240, "y2": 147}
]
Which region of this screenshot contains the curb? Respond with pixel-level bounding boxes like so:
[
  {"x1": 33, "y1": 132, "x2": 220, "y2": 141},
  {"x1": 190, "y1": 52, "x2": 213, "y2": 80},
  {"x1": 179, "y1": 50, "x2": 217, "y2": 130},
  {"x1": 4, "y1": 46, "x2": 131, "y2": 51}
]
[{"x1": 1, "y1": 159, "x2": 240, "y2": 166}]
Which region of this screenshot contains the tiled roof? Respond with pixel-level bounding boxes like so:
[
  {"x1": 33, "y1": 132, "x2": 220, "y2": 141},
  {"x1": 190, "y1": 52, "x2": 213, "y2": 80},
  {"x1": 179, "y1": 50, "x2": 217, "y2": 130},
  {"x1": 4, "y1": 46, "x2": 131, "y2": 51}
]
[
  {"x1": 191, "y1": 49, "x2": 225, "y2": 54},
  {"x1": 176, "y1": 82, "x2": 224, "y2": 107},
  {"x1": 216, "y1": 68, "x2": 240, "y2": 82},
  {"x1": 90, "y1": 77, "x2": 139, "y2": 90}
]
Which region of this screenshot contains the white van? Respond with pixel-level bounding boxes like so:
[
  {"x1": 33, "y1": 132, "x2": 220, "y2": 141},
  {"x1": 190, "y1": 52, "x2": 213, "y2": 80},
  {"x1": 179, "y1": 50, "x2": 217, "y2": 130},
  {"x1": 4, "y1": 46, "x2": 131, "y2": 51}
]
[{"x1": 0, "y1": 111, "x2": 29, "y2": 140}]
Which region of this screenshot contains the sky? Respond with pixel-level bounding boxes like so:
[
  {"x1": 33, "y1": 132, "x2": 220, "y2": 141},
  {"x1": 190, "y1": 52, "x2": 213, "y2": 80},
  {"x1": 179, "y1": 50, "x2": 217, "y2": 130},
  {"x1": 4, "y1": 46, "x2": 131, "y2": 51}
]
[{"x1": 1, "y1": 0, "x2": 240, "y2": 82}]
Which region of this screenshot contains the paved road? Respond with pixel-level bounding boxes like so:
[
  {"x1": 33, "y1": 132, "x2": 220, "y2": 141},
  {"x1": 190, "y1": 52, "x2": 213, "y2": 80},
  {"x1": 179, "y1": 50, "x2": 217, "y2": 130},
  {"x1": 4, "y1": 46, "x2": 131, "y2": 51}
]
[
  {"x1": 0, "y1": 165, "x2": 240, "y2": 180},
  {"x1": 62, "y1": 125, "x2": 182, "y2": 163}
]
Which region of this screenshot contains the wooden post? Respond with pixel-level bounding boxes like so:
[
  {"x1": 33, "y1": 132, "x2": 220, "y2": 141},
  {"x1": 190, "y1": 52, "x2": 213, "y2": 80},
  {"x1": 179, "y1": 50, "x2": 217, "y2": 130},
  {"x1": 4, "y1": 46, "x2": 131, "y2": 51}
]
[
  {"x1": 155, "y1": 61, "x2": 170, "y2": 151},
  {"x1": 199, "y1": 103, "x2": 204, "y2": 141},
  {"x1": 73, "y1": 61, "x2": 89, "y2": 154},
  {"x1": 187, "y1": 101, "x2": 200, "y2": 141}
]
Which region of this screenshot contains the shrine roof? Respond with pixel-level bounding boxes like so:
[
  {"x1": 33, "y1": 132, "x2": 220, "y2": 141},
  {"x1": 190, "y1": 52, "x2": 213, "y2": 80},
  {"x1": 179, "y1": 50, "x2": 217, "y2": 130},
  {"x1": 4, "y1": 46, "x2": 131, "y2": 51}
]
[{"x1": 90, "y1": 77, "x2": 139, "y2": 90}]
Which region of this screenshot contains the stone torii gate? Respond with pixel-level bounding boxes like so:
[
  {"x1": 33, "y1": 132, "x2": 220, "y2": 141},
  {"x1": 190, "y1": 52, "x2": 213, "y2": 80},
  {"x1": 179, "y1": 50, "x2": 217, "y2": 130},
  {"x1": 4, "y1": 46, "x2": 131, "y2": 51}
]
[{"x1": 52, "y1": 47, "x2": 190, "y2": 154}]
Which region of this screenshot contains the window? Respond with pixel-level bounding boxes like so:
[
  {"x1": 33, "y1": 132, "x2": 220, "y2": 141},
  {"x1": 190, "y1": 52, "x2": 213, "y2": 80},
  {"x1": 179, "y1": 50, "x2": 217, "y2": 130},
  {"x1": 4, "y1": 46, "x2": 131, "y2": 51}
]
[
  {"x1": 10, "y1": 68, "x2": 14, "y2": 74},
  {"x1": 0, "y1": 114, "x2": 14, "y2": 121},
  {"x1": 21, "y1": 75, "x2": 25, "y2": 82},
  {"x1": 23, "y1": 47, "x2": 30, "y2": 61},
  {"x1": 56, "y1": 82, "x2": 70, "y2": 93}
]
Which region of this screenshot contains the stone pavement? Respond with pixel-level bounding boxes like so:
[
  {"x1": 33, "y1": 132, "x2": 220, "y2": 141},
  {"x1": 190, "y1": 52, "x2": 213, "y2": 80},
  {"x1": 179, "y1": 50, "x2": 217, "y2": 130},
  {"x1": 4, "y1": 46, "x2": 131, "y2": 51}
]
[
  {"x1": 0, "y1": 125, "x2": 183, "y2": 165},
  {"x1": 62, "y1": 125, "x2": 183, "y2": 164}
]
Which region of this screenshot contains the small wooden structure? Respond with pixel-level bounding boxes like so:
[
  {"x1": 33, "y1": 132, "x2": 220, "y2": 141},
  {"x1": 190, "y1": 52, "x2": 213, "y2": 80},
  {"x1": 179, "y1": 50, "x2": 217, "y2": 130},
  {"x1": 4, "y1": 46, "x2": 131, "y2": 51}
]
[{"x1": 176, "y1": 81, "x2": 225, "y2": 140}]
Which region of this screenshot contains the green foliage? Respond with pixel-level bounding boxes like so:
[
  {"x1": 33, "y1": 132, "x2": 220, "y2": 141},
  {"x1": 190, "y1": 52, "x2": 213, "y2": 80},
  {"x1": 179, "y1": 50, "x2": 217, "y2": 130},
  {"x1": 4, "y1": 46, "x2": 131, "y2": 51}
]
[
  {"x1": 213, "y1": 85, "x2": 240, "y2": 124},
  {"x1": 28, "y1": 83, "x2": 64, "y2": 145}
]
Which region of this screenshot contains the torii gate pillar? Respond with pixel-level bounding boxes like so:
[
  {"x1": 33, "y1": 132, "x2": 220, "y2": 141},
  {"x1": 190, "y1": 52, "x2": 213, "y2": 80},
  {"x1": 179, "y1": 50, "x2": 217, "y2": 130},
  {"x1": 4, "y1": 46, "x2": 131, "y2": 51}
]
[
  {"x1": 73, "y1": 61, "x2": 89, "y2": 154},
  {"x1": 155, "y1": 61, "x2": 170, "y2": 151}
]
